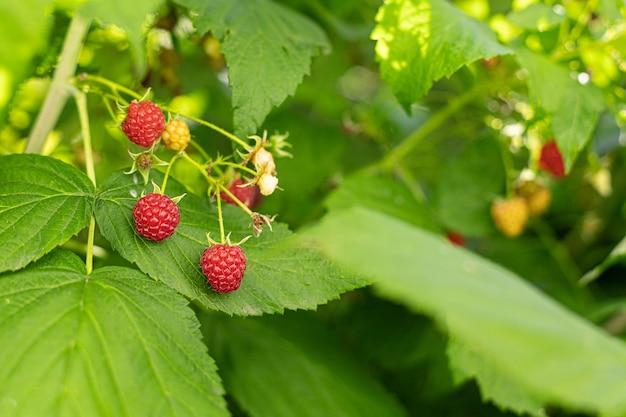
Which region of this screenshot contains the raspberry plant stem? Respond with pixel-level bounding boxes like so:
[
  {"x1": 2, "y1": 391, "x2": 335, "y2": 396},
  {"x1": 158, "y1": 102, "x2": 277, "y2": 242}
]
[
  {"x1": 497, "y1": 137, "x2": 514, "y2": 197},
  {"x1": 181, "y1": 153, "x2": 254, "y2": 216},
  {"x1": 189, "y1": 139, "x2": 211, "y2": 161},
  {"x1": 168, "y1": 113, "x2": 250, "y2": 150},
  {"x1": 161, "y1": 153, "x2": 180, "y2": 194},
  {"x1": 217, "y1": 184, "x2": 254, "y2": 216},
  {"x1": 79, "y1": 74, "x2": 251, "y2": 149},
  {"x1": 214, "y1": 160, "x2": 257, "y2": 176},
  {"x1": 80, "y1": 74, "x2": 142, "y2": 100},
  {"x1": 75, "y1": 92, "x2": 97, "y2": 185},
  {"x1": 216, "y1": 192, "x2": 226, "y2": 244},
  {"x1": 26, "y1": 15, "x2": 91, "y2": 153},
  {"x1": 373, "y1": 83, "x2": 485, "y2": 172},
  {"x1": 74, "y1": 90, "x2": 97, "y2": 275}
]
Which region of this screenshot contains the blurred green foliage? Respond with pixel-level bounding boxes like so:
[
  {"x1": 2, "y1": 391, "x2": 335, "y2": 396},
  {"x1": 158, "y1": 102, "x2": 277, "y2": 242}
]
[{"x1": 2, "y1": 0, "x2": 626, "y2": 416}]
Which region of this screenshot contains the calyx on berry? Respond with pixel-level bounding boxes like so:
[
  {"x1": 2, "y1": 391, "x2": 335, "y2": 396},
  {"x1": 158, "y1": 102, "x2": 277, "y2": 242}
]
[{"x1": 126, "y1": 150, "x2": 168, "y2": 184}]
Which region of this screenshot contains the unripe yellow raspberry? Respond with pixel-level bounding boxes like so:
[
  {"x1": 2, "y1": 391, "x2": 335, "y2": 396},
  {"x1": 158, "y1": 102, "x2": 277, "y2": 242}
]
[
  {"x1": 516, "y1": 180, "x2": 551, "y2": 216},
  {"x1": 491, "y1": 197, "x2": 529, "y2": 238},
  {"x1": 162, "y1": 119, "x2": 190, "y2": 151}
]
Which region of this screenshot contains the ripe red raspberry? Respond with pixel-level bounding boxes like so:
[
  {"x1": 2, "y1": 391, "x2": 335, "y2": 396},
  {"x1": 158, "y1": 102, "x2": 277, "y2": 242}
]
[
  {"x1": 221, "y1": 178, "x2": 261, "y2": 209},
  {"x1": 122, "y1": 100, "x2": 166, "y2": 148},
  {"x1": 200, "y1": 244, "x2": 247, "y2": 293},
  {"x1": 133, "y1": 193, "x2": 180, "y2": 241},
  {"x1": 539, "y1": 141, "x2": 565, "y2": 178},
  {"x1": 446, "y1": 231, "x2": 465, "y2": 247}
]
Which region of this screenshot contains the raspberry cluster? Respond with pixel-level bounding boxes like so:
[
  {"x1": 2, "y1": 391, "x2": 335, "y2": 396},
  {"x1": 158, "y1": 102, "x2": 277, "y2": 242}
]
[{"x1": 123, "y1": 100, "x2": 254, "y2": 294}]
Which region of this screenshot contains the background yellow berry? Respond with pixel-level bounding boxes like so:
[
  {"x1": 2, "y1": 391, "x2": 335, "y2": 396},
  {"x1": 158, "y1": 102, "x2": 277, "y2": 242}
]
[
  {"x1": 491, "y1": 197, "x2": 529, "y2": 238},
  {"x1": 162, "y1": 119, "x2": 190, "y2": 151},
  {"x1": 516, "y1": 180, "x2": 551, "y2": 216}
]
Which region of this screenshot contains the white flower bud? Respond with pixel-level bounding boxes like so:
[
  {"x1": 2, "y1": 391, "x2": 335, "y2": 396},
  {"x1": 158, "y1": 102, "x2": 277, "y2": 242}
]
[
  {"x1": 253, "y1": 148, "x2": 276, "y2": 173},
  {"x1": 257, "y1": 173, "x2": 278, "y2": 196}
]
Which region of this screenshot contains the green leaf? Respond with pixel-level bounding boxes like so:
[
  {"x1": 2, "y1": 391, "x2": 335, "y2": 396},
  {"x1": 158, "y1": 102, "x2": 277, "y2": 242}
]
[
  {"x1": 173, "y1": 0, "x2": 330, "y2": 135},
  {"x1": 0, "y1": 250, "x2": 228, "y2": 417},
  {"x1": 479, "y1": 236, "x2": 590, "y2": 312},
  {"x1": 515, "y1": 48, "x2": 605, "y2": 170},
  {"x1": 300, "y1": 207, "x2": 626, "y2": 416},
  {"x1": 581, "y1": 234, "x2": 626, "y2": 285},
  {"x1": 507, "y1": 4, "x2": 565, "y2": 31},
  {"x1": 202, "y1": 312, "x2": 408, "y2": 417},
  {"x1": 325, "y1": 173, "x2": 439, "y2": 232},
  {"x1": 78, "y1": 0, "x2": 163, "y2": 72},
  {"x1": 447, "y1": 338, "x2": 546, "y2": 417},
  {"x1": 0, "y1": 154, "x2": 95, "y2": 273},
  {"x1": 435, "y1": 137, "x2": 505, "y2": 236},
  {"x1": 0, "y1": 0, "x2": 54, "y2": 110},
  {"x1": 371, "y1": 0, "x2": 509, "y2": 108},
  {"x1": 95, "y1": 170, "x2": 367, "y2": 315}
]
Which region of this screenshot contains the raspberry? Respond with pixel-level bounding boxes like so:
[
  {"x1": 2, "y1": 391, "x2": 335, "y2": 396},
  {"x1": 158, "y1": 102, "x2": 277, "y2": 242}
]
[
  {"x1": 221, "y1": 178, "x2": 261, "y2": 209},
  {"x1": 491, "y1": 197, "x2": 529, "y2": 238},
  {"x1": 122, "y1": 100, "x2": 166, "y2": 148},
  {"x1": 162, "y1": 119, "x2": 191, "y2": 151},
  {"x1": 133, "y1": 193, "x2": 180, "y2": 241},
  {"x1": 516, "y1": 180, "x2": 551, "y2": 216},
  {"x1": 446, "y1": 231, "x2": 465, "y2": 247},
  {"x1": 200, "y1": 244, "x2": 247, "y2": 293},
  {"x1": 539, "y1": 141, "x2": 565, "y2": 178}
]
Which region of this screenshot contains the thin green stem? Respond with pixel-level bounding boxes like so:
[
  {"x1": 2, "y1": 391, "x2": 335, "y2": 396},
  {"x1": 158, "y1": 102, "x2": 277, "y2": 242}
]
[
  {"x1": 498, "y1": 137, "x2": 515, "y2": 197},
  {"x1": 169, "y1": 112, "x2": 249, "y2": 149},
  {"x1": 182, "y1": 153, "x2": 254, "y2": 216},
  {"x1": 85, "y1": 217, "x2": 96, "y2": 275},
  {"x1": 161, "y1": 153, "x2": 180, "y2": 194},
  {"x1": 75, "y1": 92, "x2": 96, "y2": 185},
  {"x1": 80, "y1": 74, "x2": 250, "y2": 149},
  {"x1": 216, "y1": 192, "x2": 226, "y2": 243},
  {"x1": 217, "y1": 184, "x2": 254, "y2": 216},
  {"x1": 102, "y1": 97, "x2": 118, "y2": 122},
  {"x1": 189, "y1": 139, "x2": 211, "y2": 161},
  {"x1": 552, "y1": 0, "x2": 595, "y2": 59},
  {"x1": 373, "y1": 84, "x2": 485, "y2": 172},
  {"x1": 79, "y1": 74, "x2": 142, "y2": 100},
  {"x1": 214, "y1": 160, "x2": 257, "y2": 176},
  {"x1": 394, "y1": 164, "x2": 426, "y2": 202},
  {"x1": 74, "y1": 90, "x2": 97, "y2": 274},
  {"x1": 26, "y1": 15, "x2": 91, "y2": 153},
  {"x1": 182, "y1": 152, "x2": 209, "y2": 176}
]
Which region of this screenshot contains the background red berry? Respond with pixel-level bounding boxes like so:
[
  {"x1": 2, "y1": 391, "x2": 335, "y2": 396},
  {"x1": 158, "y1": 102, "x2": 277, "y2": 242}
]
[
  {"x1": 122, "y1": 100, "x2": 166, "y2": 148},
  {"x1": 446, "y1": 231, "x2": 465, "y2": 247},
  {"x1": 133, "y1": 193, "x2": 180, "y2": 241},
  {"x1": 221, "y1": 178, "x2": 262, "y2": 209},
  {"x1": 539, "y1": 141, "x2": 565, "y2": 178},
  {"x1": 200, "y1": 244, "x2": 247, "y2": 293}
]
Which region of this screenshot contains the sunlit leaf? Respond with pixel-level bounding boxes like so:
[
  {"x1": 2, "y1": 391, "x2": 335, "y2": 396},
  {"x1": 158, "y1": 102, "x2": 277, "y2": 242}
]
[{"x1": 372, "y1": 0, "x2": 509, "y2": 108}]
